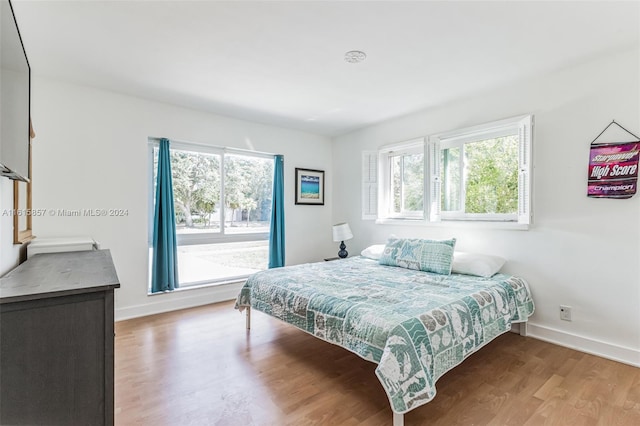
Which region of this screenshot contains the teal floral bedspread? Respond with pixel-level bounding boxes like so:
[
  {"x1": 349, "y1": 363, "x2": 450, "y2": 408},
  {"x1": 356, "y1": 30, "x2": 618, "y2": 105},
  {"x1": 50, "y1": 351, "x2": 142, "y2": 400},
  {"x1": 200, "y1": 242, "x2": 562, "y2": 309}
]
[{"x1": 235, "y1": 257, "x2": 534, "y2": 414}]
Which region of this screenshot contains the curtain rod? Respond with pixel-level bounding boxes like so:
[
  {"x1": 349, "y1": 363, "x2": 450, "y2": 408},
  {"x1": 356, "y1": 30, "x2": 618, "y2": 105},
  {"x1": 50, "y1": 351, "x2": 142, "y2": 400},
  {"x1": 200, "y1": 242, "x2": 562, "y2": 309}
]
[{"x1": 148, "y1": 136, "x2": 277, "y2": 159}]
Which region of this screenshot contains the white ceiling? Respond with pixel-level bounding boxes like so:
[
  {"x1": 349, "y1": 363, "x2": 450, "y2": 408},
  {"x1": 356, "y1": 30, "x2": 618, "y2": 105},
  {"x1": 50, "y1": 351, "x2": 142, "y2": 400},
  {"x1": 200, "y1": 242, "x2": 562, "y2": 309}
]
[{"x1": 11, "y1": 1, "x2": 640, "y2": 137}]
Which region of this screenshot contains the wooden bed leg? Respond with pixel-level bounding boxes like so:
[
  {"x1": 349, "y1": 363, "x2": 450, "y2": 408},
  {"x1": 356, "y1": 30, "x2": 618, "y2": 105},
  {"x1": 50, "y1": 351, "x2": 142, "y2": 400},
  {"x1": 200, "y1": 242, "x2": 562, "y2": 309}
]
[
  {"x1": 519, "y1": 322, "x2": 528, "y2": 337},
  {"x1": 246, "y1": 306, "x2": 251, "y2": 330},
  {"x1": 392, "y1": 412, "x2": 404, "y2": 426}
]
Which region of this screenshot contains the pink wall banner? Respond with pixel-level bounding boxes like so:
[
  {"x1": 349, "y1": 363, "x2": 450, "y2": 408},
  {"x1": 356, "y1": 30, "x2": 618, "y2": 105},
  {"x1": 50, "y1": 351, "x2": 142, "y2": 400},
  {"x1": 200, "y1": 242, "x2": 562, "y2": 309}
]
[{"x1": 587, "y1": 141, "x2": 639, "y2": 199}]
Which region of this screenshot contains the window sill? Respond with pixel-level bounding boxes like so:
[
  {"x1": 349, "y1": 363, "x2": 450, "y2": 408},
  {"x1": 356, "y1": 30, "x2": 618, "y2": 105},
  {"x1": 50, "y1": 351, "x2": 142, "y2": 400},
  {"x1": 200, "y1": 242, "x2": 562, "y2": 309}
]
[
  {"x1": 375, "y1": 217, "x2": 529, "y2": 231},
  {"x1": 147, "y1": 277, "x2": 247, "y2": 296}
]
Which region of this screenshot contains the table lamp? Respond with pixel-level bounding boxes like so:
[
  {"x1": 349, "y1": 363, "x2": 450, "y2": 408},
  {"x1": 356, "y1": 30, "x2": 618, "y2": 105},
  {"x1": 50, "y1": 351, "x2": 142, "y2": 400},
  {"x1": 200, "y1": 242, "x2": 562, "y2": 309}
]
[{"x1": 332, "y1": 222, "x2": 353, "y2": 259}]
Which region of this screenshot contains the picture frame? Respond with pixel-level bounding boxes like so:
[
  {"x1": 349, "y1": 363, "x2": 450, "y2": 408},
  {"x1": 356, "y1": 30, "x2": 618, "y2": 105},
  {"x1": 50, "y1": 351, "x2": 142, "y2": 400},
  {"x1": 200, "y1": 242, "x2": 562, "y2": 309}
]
[{"x1": 295, "y1": 168, "x2": 324, "y2": 205}]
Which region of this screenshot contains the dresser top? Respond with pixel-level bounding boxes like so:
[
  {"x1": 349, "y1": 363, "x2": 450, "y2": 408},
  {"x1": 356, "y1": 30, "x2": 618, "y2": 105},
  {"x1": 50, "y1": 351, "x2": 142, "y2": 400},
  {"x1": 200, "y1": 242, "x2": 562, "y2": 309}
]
[{"x1": 0, "y1": 250, "x2": 120, "y2": 304}]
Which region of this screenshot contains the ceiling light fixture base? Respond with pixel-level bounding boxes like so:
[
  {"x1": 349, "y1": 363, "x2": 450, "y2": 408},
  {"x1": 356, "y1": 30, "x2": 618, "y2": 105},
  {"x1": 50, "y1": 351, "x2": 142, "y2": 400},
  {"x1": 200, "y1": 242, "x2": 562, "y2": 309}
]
[{"x1": 344, "y1": 50, "x2": 367, "y2": 63}]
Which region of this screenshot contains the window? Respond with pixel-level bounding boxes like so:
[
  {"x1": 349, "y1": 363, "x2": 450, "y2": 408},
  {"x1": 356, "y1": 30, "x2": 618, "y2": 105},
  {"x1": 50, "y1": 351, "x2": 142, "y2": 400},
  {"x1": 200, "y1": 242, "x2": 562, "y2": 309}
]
[
  {"x1": 149, "y1": 140, "x2": 274, "y2": 288},
  {"x1": 439, "y1": 130, "x2": 520, "y2": 220},
  {"x1": 378, "y1": 138, "x2": 425, "y2": 219},
  {"x1": 369, "y1": 115, "x2": 533, "y2": 226}
]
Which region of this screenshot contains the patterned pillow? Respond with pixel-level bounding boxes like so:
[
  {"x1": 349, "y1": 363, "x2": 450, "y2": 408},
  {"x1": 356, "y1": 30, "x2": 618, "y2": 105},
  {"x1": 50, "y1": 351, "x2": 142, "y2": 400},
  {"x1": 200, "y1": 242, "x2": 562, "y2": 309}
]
[{"x1": 379, "y1": 238, "x2": 457, "y2": 275}]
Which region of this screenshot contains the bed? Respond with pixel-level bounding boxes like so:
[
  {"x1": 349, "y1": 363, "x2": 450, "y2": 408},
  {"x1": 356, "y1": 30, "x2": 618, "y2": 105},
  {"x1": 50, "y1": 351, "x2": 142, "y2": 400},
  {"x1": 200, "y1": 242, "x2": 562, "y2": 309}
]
[{"x1": 235, "y1": 255, "x2": 534, "y2": 425}]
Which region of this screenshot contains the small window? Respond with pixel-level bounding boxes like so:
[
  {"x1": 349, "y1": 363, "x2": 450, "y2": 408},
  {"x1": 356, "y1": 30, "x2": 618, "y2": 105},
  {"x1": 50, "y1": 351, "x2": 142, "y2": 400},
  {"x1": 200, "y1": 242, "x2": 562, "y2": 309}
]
[
  {"x1": 434, "y1": 115, "x2": 532, "y2": 223},
  {"x1": 441, "y1": 134, "x2": 519, "y2": 220},
  {"x1": 378, "y1": 138, "x2": 425, "y2": 220}
]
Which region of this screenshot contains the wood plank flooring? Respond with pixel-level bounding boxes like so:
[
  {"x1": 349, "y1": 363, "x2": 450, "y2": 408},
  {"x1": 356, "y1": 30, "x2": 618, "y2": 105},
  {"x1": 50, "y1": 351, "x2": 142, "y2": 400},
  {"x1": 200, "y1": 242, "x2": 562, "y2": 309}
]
[{"x1": 115, "y1": 301, "x2": 640, "y2": 425}]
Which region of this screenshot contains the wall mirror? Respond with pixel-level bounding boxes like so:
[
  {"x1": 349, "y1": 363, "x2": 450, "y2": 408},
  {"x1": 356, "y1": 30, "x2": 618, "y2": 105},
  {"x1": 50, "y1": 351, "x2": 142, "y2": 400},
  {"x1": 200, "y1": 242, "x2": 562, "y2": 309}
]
[
  {"x1": 13, "y1": 124, "x2": 34, "y2": 244},
  {"x1": 13, "y1": 179, "x2": 32, "y2": 243}
]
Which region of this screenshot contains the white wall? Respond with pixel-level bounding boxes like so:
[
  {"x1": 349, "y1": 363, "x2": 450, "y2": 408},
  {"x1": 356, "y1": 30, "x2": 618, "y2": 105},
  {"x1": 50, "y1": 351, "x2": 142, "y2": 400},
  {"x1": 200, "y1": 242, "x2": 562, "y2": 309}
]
[
  {"x1": 332, "y1": 48, "x2": 640, "y2": 366},
  {"x1": 30, "y1": 78, "x2": 335, "y2": 320},
  {"x1": 15, "y1": 43, "x2": 639, "y2": 366}
]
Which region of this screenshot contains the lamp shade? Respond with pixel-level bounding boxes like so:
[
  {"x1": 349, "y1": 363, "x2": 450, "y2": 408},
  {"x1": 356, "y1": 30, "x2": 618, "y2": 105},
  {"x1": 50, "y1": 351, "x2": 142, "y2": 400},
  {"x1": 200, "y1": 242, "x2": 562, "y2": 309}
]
[{"x1": 332, "y1": 223, "x2": 353, "y2": 242}]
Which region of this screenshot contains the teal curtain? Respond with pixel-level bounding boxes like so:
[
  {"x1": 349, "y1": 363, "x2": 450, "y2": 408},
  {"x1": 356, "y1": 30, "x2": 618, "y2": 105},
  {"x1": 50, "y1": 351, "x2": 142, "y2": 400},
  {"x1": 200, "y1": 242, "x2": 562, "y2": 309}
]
[
  {"x1": 151, "y1": 138, "x2": 179, "y2": 292},
  {"x1": 268, "y1": 155, "x2": 285, "y2": 268}
]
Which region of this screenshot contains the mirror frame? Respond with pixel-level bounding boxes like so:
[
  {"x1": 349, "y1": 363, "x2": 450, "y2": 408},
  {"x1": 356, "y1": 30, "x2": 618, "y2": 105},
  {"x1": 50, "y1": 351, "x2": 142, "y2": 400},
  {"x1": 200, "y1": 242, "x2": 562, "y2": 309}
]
[{"x1": 13, "y1": 121, "x2": 34, "y2": 244}]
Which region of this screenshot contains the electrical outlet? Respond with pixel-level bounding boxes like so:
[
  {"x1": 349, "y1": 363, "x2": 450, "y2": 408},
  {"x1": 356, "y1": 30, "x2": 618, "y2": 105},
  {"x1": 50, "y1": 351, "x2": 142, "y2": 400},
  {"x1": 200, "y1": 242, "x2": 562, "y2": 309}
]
[{"x1": 560, "y1": 305, "x2": 572, "y2": 321}]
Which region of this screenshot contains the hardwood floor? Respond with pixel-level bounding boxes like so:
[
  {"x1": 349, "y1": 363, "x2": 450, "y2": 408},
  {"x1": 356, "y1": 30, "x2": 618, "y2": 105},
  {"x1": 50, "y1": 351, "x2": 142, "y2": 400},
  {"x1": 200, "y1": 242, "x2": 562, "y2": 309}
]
[{"x1": 115, "y1": 301, "x2": 640, "y2": 425}]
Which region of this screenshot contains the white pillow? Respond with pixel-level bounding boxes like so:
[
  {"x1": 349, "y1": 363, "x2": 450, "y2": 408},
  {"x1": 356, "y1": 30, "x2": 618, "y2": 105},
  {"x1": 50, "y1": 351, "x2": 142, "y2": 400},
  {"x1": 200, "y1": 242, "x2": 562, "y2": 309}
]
[
  {"x1": 451, "y1": 252, "x2": 506, "y2": 277},
  {"x1": 360, "y1": 244, "x2": 385, "y2": 260}
]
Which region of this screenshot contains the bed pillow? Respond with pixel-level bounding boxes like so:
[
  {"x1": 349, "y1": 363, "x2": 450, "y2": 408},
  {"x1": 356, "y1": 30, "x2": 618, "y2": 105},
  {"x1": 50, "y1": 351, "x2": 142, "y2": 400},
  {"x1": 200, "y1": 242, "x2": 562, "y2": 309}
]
[
  {"x1": 379, "y1": 238, "x2": 456, "y2": 275},
  {"x1": 451, "y1": 252, "x2": 506, "y2": 277},
  {"x1": 360, "y1": 244, "x2": 385, "y2": 260}
]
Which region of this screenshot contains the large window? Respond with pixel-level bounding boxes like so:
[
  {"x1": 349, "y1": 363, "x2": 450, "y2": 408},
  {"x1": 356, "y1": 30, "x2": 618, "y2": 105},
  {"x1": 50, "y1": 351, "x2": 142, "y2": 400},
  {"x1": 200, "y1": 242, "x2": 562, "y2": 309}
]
[
  {"x1": 368, "y1": 115, "x2": 532, "y2": 226},
  {"x1": 149, "y1": 140, "x2": 273, "y2": 288}
]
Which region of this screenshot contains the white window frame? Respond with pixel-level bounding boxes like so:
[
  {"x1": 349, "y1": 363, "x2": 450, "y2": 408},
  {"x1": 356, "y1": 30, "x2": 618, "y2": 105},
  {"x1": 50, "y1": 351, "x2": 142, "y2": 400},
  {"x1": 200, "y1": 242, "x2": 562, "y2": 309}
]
[
  {"x1": 378, "y1": 138, "x2": 426, "y2": 221},
  {"x1": 148, "y1": 138, "x2": 274, "y2": 246},
  {"x1": 437, "y1": 127, "x2": 517, "y2": 221},
  {"x1": 372, "y1": 115, "x2": 533, "y2": 229},
  {"x1": 431, "y1": 115, "x2": 532, "y2": 225},
  {"x1": 148, "y1": 138, "x2": 275, "y2": 288}
]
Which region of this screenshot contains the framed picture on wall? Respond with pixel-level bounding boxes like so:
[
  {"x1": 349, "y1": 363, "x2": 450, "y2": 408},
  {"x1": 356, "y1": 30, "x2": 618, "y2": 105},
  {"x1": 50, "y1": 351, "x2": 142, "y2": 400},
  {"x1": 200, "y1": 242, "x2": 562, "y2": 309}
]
[{"x1": 295, "y1": 168, "x2": 324, "y2": 205}]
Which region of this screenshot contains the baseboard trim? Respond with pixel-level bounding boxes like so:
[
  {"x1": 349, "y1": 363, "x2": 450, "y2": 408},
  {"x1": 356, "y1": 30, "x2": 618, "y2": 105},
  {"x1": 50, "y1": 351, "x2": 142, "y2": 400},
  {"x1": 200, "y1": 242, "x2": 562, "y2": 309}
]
[
  {"x1": 526, "y1": 323, "x2": 640, "y2": 368},
  {"x1": 115, "y1": 281, "x2": 243, "y2": 321}
]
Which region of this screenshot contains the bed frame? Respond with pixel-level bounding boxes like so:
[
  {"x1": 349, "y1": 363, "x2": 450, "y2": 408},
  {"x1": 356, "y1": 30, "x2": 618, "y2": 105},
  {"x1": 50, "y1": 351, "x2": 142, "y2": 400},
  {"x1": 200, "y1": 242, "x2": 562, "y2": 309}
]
[{"x1": 244, "y1": 306, "x2": 528, "y2": 426}]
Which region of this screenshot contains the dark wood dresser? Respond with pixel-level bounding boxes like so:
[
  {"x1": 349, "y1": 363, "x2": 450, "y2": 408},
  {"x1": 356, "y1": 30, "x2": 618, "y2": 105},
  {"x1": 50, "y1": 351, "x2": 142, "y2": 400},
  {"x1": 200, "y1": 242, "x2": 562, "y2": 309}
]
[{"x1": 0, "y1": 249, "x2": 120, "y2": 426}]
